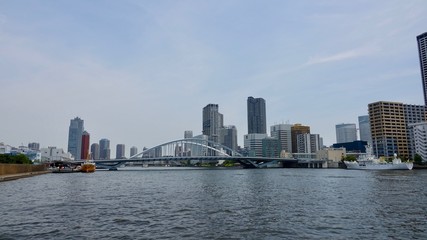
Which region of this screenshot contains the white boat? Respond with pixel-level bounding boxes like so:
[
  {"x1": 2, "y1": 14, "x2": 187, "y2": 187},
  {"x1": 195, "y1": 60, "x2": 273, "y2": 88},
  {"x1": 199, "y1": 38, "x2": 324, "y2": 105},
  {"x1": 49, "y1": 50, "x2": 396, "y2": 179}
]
[{"x1": 344, "y1": 153, "x2": 413, "y2": 170}]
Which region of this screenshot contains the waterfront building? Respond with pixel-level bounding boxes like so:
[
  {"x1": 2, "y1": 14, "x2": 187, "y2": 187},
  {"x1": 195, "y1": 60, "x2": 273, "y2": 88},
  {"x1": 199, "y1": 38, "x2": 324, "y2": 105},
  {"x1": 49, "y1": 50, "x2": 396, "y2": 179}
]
[
  {"x1": 99, "y1": 138, "x2": 111, "y2": 160},
  {"x1": 369, "y1": 101, "x2": 426, "y2": 159},
  {"x1": 130, "y1": 146, "x2": 138, "y2": 158},
  {"x1": 40, "y1": 147, "x2": 73, "y2": 161},
  {"x1": 358, "y1": 115, "x2": 372, "y2": 144},
  {"x1": 90, "y1": 143, "x2": 100, "y2": 160},
  {"x1": 116, "y1": 144, "x2": 125, "y2": 159},
  {"x1": 219, "y1": 125, "x2": 238, "y2": 151},
  {"x1": 335, "y1": 123, "x2": 357, "y2": 144},
  {"x1": 332, "y1": 140, "x2": 368, "y2": 153},
  {"x1": 262, "y1": 137, "x2": 280, "y2": 158},
  {"x1": 67, "y1": 117, "x2": 84, "y2": 160},
  {"x1": 417, "y1": 32, "x2": 427, "y2": 105},
  {"x1": 247, "y1": 97, "x2": 266, "y2": 134},
  {"x1": 296, "y1": 133, "x2": 321, "y2": 154},
  {"x1": 271, "y1": 124, "x2": 292, "y2": 153},
  {"x1": 28, "y1": 142, "x2": 40, "y2": 151},
  {"x1": 244, "y1": 133, "x2": 268, "y2": 157},
  {"x1": 291, "y1": 124, "x2": 310, "y2": 153},
  {"x1": 316, "y1": 148, "x2": 346, "y2": 168},
  {"x1": 81, "y1": 131, "x2": 90, "y2": 160},
  {"x1": 202, "y1": 104, "x2": 224, "y2": 143},
  {"x1": 409, "y1": 122, "x2": 427, "y2": 162}
]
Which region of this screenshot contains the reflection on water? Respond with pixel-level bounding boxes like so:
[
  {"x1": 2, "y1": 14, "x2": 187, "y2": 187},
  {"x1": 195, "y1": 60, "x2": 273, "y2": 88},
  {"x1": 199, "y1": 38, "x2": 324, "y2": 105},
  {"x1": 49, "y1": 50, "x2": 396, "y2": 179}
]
[{"x1": 0, "y1": 168, "x2": 426, "y2": 239}]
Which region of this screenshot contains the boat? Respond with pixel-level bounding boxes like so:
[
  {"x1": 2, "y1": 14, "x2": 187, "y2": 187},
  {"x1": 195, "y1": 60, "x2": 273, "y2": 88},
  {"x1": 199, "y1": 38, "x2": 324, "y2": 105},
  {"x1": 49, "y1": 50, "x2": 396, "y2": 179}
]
[
  {"x1": 344, "y1": 151, "x2": 413, "y2": 170},
  {"x1": 81, "y1": 160, "x2": 96, "y2": 173}
]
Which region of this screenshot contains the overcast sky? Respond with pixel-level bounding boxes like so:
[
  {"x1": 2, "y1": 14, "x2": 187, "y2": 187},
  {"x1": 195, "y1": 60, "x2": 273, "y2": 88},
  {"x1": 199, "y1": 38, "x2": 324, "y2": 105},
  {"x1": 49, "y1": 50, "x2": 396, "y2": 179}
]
[{"x1": 1, "y1": 0, "x2": 426, "y2": 156}]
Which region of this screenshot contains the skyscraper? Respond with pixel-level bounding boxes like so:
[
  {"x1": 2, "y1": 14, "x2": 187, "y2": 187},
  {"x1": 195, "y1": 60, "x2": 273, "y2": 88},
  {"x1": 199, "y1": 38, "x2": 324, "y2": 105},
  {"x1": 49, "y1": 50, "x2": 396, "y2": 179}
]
[
  {"x1": 247, "y1": 97, "x2": 266, "y2": 134},
  {"x1": 291, "y1": 124, "x2": 310, "y2": 153},
  {"x1": 67, "y1": 117, "x2": 84, "y2": 159},
  {"x1": 28, "y1": 142, "x2": 40, "y2": 151},
  {"x1": 335, "y1": 123, "x2": 358, "y2": 144},
  {"x1": 271, "y1": 124, "x2": 292, "y2": 153},
  {"x1": 417, "y1": 32, "x2": 427, "y2": 105},
  {"x1": 202, "y1": 104, "x2": 223, "y2": 143},
  {"x1": 116, "y1": 144, "x2": 125, "y2": 159},
  {"x1": 90, "y1": 143, "x2": 100, "y2": 160},
  {"x1": 130, "y1": 146, "x2": 138, "y2": 158},
  {"x1": 358, "y1": 115, "x2": 372, "y2": 144},
  {"x1": 184, "y1": 130, "x2": 193, "y2": 139},
  {"x1": 99, "y1": 138, "x2": 110, "y2": 160},
  {"x1": 219, "y1": 125, "x2": 238, "y2": 151},
  {"x1": 80, "y1": 131, "x2": 90, "y2": 160}
]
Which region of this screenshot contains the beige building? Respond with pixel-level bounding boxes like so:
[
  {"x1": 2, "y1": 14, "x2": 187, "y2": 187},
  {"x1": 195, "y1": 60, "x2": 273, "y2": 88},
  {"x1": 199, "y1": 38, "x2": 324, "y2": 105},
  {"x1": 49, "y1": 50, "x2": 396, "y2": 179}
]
[{"x1": 317, "y1": 148, "x2": 346, "y2": 168}]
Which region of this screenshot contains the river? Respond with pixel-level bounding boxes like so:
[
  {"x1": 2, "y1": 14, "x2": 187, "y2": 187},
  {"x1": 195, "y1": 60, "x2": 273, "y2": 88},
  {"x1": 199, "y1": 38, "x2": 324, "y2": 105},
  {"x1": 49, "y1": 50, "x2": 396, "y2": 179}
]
[{"x1": 1, "y1": 168, "x2": 426, "y2": 239}]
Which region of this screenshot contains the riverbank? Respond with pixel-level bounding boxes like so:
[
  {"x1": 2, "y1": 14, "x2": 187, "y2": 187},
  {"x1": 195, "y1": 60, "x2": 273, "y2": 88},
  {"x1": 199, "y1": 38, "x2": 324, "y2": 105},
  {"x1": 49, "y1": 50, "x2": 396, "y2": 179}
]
[
  {"x1": 0, "y1": 170, "x2": 50, "y2": 182},
  {"x1": 0, "y1": 163, "x2": 49, "y2": 182}
]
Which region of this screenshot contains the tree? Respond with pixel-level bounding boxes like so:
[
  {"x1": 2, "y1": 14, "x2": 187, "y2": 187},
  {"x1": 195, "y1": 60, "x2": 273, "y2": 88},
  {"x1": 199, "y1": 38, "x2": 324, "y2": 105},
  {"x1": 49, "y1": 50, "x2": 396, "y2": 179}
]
[
  {"x1": 344, "y1": 155, "x2": 357, "y2": 162},
  {"x1": 414, "y1": 154, "x2": 423, "y2": 164}
]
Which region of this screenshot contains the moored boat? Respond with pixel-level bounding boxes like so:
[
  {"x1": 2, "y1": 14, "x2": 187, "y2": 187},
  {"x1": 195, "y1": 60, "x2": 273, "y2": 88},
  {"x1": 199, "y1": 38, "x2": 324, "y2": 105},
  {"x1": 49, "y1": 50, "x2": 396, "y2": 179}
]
[
  {"x1": 81, "y1": 160, "x2": 96, "y2": 173},
  {"x1": 344, "y1": 153, "x2": 413, "y2": 170}
]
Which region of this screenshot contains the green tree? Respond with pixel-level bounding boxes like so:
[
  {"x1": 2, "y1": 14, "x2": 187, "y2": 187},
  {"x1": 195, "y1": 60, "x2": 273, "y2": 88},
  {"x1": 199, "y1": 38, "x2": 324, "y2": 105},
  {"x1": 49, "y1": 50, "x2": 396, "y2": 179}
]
[
  {"x1": 414, "y1": 154, "x2": 423, "y2": 164},
  {"x1": 344, "y1": 155, "x2": 357, "y2": 162}
]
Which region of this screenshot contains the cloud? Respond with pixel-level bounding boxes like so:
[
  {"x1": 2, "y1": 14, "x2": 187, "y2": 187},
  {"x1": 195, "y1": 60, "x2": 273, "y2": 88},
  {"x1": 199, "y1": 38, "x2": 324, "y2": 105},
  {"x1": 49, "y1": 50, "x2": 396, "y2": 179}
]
[{"x1": 305, "y1": 45, "x2": 380, "y2": 66}]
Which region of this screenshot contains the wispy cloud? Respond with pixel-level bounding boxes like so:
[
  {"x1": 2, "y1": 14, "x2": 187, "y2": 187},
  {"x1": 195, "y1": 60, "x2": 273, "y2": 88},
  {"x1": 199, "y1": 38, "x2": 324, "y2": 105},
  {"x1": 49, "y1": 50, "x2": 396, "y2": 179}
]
[{"x1": 305, "y1": 45, "x2": 380, "y2": 66}]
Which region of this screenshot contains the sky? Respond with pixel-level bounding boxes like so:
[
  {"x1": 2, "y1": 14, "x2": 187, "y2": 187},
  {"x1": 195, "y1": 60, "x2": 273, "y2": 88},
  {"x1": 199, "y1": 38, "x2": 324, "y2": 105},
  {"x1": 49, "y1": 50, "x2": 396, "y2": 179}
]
[{"x1": 1, "y1": 0, "x2": 426, "y2": 156}]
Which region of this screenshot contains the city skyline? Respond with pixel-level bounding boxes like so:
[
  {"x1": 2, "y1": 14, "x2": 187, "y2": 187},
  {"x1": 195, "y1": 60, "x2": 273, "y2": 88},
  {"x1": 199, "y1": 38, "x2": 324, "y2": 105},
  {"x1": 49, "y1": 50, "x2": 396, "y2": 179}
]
[{"x1": 1, "y1": 1, "x2": 426, "y2": 152}]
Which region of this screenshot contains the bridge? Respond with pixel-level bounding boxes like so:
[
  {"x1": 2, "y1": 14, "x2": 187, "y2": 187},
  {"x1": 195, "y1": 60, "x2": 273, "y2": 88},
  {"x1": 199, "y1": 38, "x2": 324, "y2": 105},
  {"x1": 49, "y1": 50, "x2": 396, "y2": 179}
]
[{"x1": 87, "y1": 138, "x2": 301, "y2": 169}]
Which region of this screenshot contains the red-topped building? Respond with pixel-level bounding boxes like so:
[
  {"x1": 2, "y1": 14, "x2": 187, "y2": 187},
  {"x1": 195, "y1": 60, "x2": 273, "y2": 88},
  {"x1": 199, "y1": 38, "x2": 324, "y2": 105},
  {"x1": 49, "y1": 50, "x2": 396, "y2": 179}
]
[{"x1": 81, "y1": 131, "x2": 90, "y2": 160}]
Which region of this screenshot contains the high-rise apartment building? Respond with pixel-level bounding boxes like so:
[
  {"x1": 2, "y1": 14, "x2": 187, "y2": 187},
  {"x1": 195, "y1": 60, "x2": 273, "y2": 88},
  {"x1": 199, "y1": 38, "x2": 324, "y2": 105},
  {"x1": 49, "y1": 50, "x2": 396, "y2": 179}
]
[
  {"x1": 90, "y1": 143, "x2": 100, "y2": 160},
  {"x1": 417, "y1": 32, "x2": 427, "y2": 105},
  {"x1": 247, "y1": 97, "x2": 266, "y2": 134},
  {"x1": 271, "y1": 124, "x2": 292, "y2": 153},
  {"x1": 202, "y1": 104, "x2": 223, "y2": 143},
  {"x1": 409, "y1": 122, "x2": 427, "y2": 162},
  {"x1": 219, "y1": 125, "x2": 238, "y2": 151},
  {"x1": 358, "y1": 115, "x2": 372, "y2": 144},
  {"x1": 262, "y1": 137, "x2": 280, "y2": 157},
  {"x1": 130, "y1": 146, "x2": 138, "y2": 158},
  {"x1": 291, "y1": 124, "x2": 310, "y2": 153},
  {"x1": 116, "y1": 144, "x2": 125, "y2": 159},
  {"x1": 368, "y1": 101, "x2": 426, "y2": 159},
  {"x1": 67, "y1": 117, "x2": 84, "y2": 159},
  {"x1": 80, "y1": 131, "x2": 90, "y2": 160},
  {"x1": 296, "y1": 133, "x2": 321, "y2": 154},
  {"x1": 335, "y1": 123, "x2": 357, "y2": 144},
  {"x1": 99, "y1": 138, "x2": 110, "y2": 160}
]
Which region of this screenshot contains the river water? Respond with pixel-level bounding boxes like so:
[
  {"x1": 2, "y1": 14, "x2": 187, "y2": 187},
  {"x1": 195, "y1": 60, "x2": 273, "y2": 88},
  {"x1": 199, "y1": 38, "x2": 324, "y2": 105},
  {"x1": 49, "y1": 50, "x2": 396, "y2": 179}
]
[{"x1": 0, "y1": 168, "x2": 426, "y2": 239}]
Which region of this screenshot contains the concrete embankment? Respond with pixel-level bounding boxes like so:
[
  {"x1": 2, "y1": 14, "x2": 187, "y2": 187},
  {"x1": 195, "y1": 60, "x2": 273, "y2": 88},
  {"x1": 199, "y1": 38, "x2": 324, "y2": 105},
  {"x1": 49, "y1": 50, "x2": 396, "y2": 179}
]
[{"x1": 0, "y1": 164, "x2": 49, "y2": 182}]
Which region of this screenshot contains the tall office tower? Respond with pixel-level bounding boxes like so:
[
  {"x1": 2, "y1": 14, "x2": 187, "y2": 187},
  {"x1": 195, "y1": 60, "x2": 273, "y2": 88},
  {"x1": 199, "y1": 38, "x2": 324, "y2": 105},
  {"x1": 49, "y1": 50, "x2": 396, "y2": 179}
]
[
  {"x1": 358, "y1": 115, "x2": 372, "y2": 144},
  {"x1": 404, "y1": 104, "x2": 427, "y2": 158},
  {"x1": 244, "y1": 133, "x2": 268, "y2": 157},
  {"x1": 80, "y1": 131, "x2": 90, "y2": 160},
  {"x1": 90, "y1": 143, "x2": 100, "y2": 160},
  {"x1": 99, "y1": 138, "x2": 111, "y2": 160},
  {"x1": 219, "y1": 125, "x2": 238, "y2": 151},
  {"x1": 28, "y1": 142, "x2": 40, "y2": 151},
  {"x1": 335, "y1": 123, "x2": 358, "y2": 144},
  {"x1": 67, "y1": 117, "x2": 84, "y2": 159},
  {"x1": 410, "y1": 122, "x2": 427, "y2": 162},
  {"x1": 184, "y1": 130, "x2": 193, "y2": 139},
  {"x1": 291, "y1": 124, "x2": 310, "y2": 153},
  {"x1": 271, "y1": 124, "x2": 292, "y2": 153},
  {"x1": 202, "y1": 104, "x2": 224, "y2": 143},
  {"x1": 296, "y1": 133, "x2": 321, "y2": 154},
  {"x1": 130, "y1": 146, "x2": 138, "y2": 158},
  {"x1": 247, "y1": 97, "x2": 266, "y2": 134},
  {"x1": 116, "y1": 144, "x2": 125, "y2": 159},
  {"x1": 417, "y1": 32, "x2": 427, "y2": 105}
]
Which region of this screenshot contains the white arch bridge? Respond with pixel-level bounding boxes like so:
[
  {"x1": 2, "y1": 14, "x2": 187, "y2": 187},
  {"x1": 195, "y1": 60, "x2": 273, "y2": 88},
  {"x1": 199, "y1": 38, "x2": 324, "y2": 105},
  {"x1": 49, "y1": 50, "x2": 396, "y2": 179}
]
[{"x1": 90, "y1": 138, "x2": 299, "y2": 169}]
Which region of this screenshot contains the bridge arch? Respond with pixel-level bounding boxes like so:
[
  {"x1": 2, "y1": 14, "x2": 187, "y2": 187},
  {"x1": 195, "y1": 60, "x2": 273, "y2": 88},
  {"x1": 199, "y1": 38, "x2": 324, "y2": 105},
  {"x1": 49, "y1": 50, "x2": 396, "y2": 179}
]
[{"x1": 130, "y1": 138, "x2": 242, "y2": 159}]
